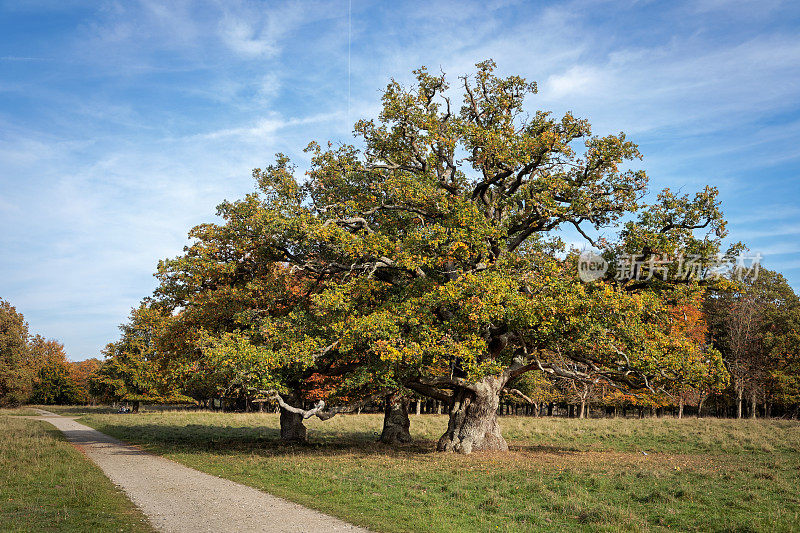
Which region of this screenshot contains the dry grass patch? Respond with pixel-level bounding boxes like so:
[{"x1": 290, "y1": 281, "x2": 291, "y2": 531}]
[{"x1": 0, "y1": 407, "x2": 41, "y2": 416}]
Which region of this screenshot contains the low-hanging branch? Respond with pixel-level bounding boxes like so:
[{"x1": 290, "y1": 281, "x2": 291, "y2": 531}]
[{"x1": 259, "y1": 389, "x2": 388, "y2": 421}]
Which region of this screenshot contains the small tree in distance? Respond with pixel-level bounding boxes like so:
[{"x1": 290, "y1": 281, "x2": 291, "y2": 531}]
[
  {"x1": 91, "y1": 306, "x2": 190, "y2": 412},
  {"x1": 0, "y1": 298, "x2": 33, "y2": 406}
]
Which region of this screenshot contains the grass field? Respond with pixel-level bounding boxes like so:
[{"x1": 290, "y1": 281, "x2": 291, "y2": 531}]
[
  {"x1": 0, "y1": 411, "x2": 154, "y2": 532},
  {"x1": 0, "y1": 407, "x2": 43, "y2": 416},
  {"x1": 74, "y1": 410, "x2": 800, "y2": 532}
]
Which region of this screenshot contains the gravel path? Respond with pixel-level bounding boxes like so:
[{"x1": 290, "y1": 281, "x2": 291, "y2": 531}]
[{"x1": 33, "y1": 409, "x2": 369, "y2": 533}]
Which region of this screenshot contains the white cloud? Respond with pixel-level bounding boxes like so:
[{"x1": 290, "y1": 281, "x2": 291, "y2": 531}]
[
  {"x1": 198, "y1": 112, "x2": 343, "y2": 142},
  {"x1": 219, "y1": 16, "x2": 279, "y2": 58},
  {"x1": 544, "y1": 65, "x2": 607, "y2": 98},
  {"x1": 258, "y1": 72, "x2": 281, "y2": 101}
]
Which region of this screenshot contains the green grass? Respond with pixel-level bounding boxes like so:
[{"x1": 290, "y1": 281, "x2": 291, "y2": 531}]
[
  {"x1": 79, "y1": 411, "x2": 800, "y2": 533},
  {"x1": 30, "y1": 404, "x2": 195, "y2": 417},
  {"x1": 28, "y1": 404, "x2": 119, "y2": 416},
  {"x1": 0, "y1": 412, "x2": 154, "y2": 532},
  {"x1": 0, "y1": 407, "x2": 41, "y2": 416}
]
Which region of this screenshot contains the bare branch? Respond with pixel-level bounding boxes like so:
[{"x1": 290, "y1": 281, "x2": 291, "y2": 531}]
[
  {"x1": 260, "y1": 389, "x2": 387, "y2": 421},
  {"x1": 323, "y1": 216, "x2": 375, "y2": 234},
  {"x1": 571, "y1": 219, "x2": 601, "y2": 248},
  {"x1": 504, "y1": 388, "x2": 534, "y2": 404}
]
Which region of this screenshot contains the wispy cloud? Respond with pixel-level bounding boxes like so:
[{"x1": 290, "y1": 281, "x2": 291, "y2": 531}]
[{"x1": 0, "y1": 56, "x2": 48, "y2": 61}]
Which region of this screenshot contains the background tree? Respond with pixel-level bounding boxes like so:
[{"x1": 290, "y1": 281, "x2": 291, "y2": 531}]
[
  {"x1": 91, "y1": 305, "x2": 189, "y2": 412},
  {"x1": 706, "y1": 269, "x2": 799, "y2": 418},
  {"x1": 29, "y1": 338, "x2": 83, "y2": 405},
  {"x1": 664, "y1": 292, "x2": 727, "y2": 418},
  {"x1": 69, "y1": 358, "x2": 102, "y2": 404},
  {"x1": 0, "y1": 298, "x2": 32, "y2": 406},
  {"x1": 505, "y1": 369, "x2": 562, "y2": 416}
]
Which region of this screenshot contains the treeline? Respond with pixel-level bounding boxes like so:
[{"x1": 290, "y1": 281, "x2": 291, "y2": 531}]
[
  {"x1": 513, "y1": 267, "x2": 800, "y2": 420},
  {"x1": 0, "y1": 298, "x2": 101, "y2": 406}
]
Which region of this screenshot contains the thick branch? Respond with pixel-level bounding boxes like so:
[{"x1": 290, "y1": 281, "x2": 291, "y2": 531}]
[
  {"x1": 404, "y1": 380, "x2": 454, "y2": 403},
  {"x1": 261, "y1": 390, "x2": 386, "y2": 421},
  {"x1": 417, "y1": 375, "x2": 481, "y2": 393}
]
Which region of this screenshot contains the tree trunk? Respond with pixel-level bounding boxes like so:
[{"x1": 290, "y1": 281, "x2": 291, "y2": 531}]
[
  {"x1": 678, "y1": 397, "x2": 684, "y2": 419},
  {"x1": 279, "y1": 406, "x2": 307, "y2": 442},
  {"x1": 697, "y1": 395, "x2": 706, "y2": 418},
  {"x1": 379, "y1": 394, "x2": 412, "y2": 445},
  {"x1": 751, "y1": 390, "x2": 757, "y2": 419},
  {"x1": 737, "y1": 387, "x2": 743, "y2": 419},
  {"x1": 579, "y1": 399, "x2": 586, "y2": 419},
  {"x1": 437, "y1": 377, "x2": 507, "y2": 454},
  {"x1": 132, "y1": 401, "x2": 140, "y2": 413},
  {"x1": 415, "y1": 399, "x2": 421, "y2": 416}
]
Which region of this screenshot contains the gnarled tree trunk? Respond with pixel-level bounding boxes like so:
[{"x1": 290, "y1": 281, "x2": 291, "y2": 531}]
[
  {"x1": 279, "y1": 401, "x2": 307, "y2": 442},
  {"x1": 437, "y1": 376, "x2": 507, "y2": 454},
  {"x1": 379, "y1": 393, "x2": 412, "y2": 445}
]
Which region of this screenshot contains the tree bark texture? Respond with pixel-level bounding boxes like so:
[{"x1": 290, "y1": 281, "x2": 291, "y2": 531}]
[
  {"x1": 380, "y1": 394, "x2": 412, "y2": 445},
  {"x1": 437, "y1": 376, "x2": 508, "y2": 454},
  {"x1": 279, "y1": 407, "x2": 307, "y2": 442}
]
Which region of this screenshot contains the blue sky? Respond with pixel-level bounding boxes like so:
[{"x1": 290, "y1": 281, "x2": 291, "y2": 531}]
[{"x1": 1, "y1": 0, "x2": 799, "y2": 361}]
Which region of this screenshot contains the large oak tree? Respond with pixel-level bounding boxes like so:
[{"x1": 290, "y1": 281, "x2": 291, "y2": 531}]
[{"x1": 180, "y1": 61, "x2": 728, "y2": 453}]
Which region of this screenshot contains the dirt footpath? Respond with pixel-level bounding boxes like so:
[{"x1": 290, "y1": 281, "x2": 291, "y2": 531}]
[{"x1": 34, "y1": 409, "x2": 369, "y2": 533}]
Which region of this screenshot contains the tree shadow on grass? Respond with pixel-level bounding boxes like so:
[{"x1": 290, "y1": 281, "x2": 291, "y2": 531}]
[
  {"x1": 90, "y1": 420, "x2": 441, "y2": 456},
  {"x1": 88, "y1": 421, "x2": 591, "y2": 461}
]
